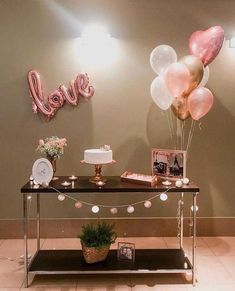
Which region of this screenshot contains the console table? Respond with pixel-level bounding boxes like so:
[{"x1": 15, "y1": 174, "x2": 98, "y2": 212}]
[{"x1": 21, "y1": 176, "x2": 199, "y2": 288}]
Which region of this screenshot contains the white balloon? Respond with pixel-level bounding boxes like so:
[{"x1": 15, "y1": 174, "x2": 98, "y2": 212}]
[
  {"x1": 150, "y1": 45, "x2": 177, "y2": 75},
  {"x1": 199, "y1": 66, "x2": 210, "y2": 87},
  {"x1": 150, "y1": 76, "x2": 174, "y2": 110}
]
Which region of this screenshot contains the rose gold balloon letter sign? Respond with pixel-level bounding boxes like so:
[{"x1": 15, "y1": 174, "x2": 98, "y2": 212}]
[{"x1": 27, "y1": 70, "x2": 94, "y2": 120}]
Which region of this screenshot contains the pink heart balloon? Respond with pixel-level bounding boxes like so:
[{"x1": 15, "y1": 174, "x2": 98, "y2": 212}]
[
  {"x1": 188, "y1": 87, "x2": 214, "y2": 120},
  {"x1": 189, "y1": 26, "x2": 224, "y2": 66}
]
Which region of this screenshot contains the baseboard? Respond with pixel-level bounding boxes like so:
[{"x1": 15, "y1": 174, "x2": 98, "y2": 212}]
[{"x1": 0, "y1": 218, "x2": 235, "y2": 239}]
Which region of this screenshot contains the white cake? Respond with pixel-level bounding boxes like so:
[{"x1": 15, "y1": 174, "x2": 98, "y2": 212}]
[{"x1": 84, "y1": 148, "x2": 113, "y2": 164}]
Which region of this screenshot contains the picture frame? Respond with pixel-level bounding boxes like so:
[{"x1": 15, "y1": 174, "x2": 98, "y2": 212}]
[
  {"x1": 117, "y1": 242, "x2": 135, "y2": 262},
  {"x1": 151, "y1": 149, "x2": 186, "y2": 180}
]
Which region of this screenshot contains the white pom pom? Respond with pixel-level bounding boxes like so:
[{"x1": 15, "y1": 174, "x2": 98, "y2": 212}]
[
  {"x1": 58, "y1": 194, "x2": 65, "y2": 201},
  {"x1": 175, "y1": 180, "x2": 183, "y2": 187},
  {"x1": 183, "y1": 177, "x2": 190, "y2": 185},
  {"x1": 144, "y1": 200, "x2": 152, "y2": 208},
  {"x1": 127, "y1": 205, "x2": 135, "y2": 214},
  {"x1": 110, "y1": 207, "x2": 118, "y2": 214},
  {"x1": 92, "y1": 205, "x2": 99, "y2": 213},
  {"x1": 160, "y1": 193, "x2": 168, "y2": 201}
]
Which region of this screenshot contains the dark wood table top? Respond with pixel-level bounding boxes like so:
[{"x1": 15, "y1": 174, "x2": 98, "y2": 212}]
[{"x1": 21, "y1": 176, "x2": 199, "y2": 194}]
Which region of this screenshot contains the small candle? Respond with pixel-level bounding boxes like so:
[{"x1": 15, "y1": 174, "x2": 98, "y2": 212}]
[
  {"x1": 96, "y1": 181, "x2": 105, "y2": 187},
  {"x1": 69, "y1": 175, "x2": 78, "y2": 181}
]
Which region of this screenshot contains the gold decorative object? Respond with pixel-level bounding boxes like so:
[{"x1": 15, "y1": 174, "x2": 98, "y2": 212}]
[
  {"x1": 81, "y1": 160, "x2": 116, "y2": 184},
  {"x1": 47, "y1": 156, "x2": 57, "y2": 176},
  {"x1": 46, "y1": 156, "x2": 59, "y2": 181}
]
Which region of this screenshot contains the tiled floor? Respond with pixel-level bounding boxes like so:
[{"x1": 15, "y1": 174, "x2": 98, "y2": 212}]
[{"x1": 0, "y1": 237, "x2": 235, "y2": 290}]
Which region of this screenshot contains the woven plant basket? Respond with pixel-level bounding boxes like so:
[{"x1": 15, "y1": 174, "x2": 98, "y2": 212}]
[{"x1": 82, "y1": 243, "x2": 110, "y2": 264}]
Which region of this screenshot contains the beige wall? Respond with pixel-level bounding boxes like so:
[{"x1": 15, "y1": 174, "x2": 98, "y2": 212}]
[{"x1": 0, "y1": 0, "x2": 235, "y2": 220}]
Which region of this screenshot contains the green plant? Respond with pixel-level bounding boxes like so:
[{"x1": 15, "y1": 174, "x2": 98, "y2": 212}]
[{"x1": 79, "y1": 221, "x2": 117, "y2": 249}]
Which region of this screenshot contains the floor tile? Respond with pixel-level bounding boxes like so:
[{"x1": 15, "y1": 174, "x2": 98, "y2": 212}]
[
  {"x1": 202, "y1": 237, "x2": 235, "y2": 256},
  {"x1": 132, "y1": 284, "x2": 187, "y2": 290},
  {"x1": 21, "y1": 287, "x2": 76, "y2": 291},
  {"x1": 76, "y1": 274, "x2": 132, "y2": 287},
  {"x1": 30, "y1": 275, "x2": 77, "y2": 287},
  {"x1": 75, "y1": 286, "x2": 130, "y2": 291},
  {"x1": 0, "y1": 273, "x2": 24, "y2": 288},
  {"x1": 187, "y1": 283, "x2": 235, "y2": 291},
  {"x1": 195, "y1": 256, "x2": 235, "y2": 284},
  {"x1": 129, "y1": 274, "x2": 188, "y2": 286},
  {"x1": 217, "y1": 256, "x2": 235, "y2": 280},
  {"x1": 164, "y1": 237, "x2": 214, "y2": 257}
]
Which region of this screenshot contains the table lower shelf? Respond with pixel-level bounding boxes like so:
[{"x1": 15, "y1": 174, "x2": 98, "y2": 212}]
[{"x1": 29, "y1": 249, "x2": 192, "y2": 274}]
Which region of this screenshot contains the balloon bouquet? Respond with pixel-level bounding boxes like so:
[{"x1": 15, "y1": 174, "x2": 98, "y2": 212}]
[{"x1": 150, "y1": 26, "x2": 224, "y2": 151}]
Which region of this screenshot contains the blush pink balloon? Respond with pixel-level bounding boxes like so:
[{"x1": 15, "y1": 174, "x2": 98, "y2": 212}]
[
  {"x1": 189, "y1": 26, "x2": 224, "y2": 66},
  {"x1": 164, "y1": 63, "x2": 190, "y2": 97},
  {"x1": 188, "y1": 87, "x2": 214, "y2": 120}
]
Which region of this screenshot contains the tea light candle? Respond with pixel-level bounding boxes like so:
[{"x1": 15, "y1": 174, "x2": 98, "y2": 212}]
[
  {"x1": 69, "y1": 175, "x2": 78, "y2": 181},
  {"x1": 96, "y1": 181, "x2": 105, "y2": 187}
]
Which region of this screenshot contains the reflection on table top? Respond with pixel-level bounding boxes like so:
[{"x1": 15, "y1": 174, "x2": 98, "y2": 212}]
[{"x1": 21, "y1": 176, "x2": 200, "y2": 194}]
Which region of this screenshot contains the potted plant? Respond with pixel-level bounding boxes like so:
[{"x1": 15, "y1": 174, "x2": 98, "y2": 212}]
[{"x1": 78, "y1": 221, "x2": 117, "y2": 264}]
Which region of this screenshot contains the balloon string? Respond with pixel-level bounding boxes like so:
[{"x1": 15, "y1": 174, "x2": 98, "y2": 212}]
[
  {"x1": 176, "y1": 116, "x2": 180, "y2": 150},
  {"x1": 186, "y1": 119, "x2": 194, "y2": 152},
  {"x1": 181, "y1": 120, "x2": 185, "y2": 150},
  {"x1": 166, "y1": 110, "x2": 174, "y2": 148},
  {"x1": 170, "y1": 109, "x2": 177, "y2": 149},
  {"x1": 199, "y1": 122, "x2": 203, "y2": 131},
  {"x1": 188, "y1": 121, "x2": 196, "y2": 152},
  {"x1": 186, "y1": 120, "x2": 196, "y2": 153}
]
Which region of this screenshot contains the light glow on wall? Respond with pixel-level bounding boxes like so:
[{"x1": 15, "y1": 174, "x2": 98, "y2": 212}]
[
  {"x1": 77, "y1": 24, "x2": 119, "y2": 68},
  {"x1": 229, "y1": 37, "x2": 235, "y2": 48}
]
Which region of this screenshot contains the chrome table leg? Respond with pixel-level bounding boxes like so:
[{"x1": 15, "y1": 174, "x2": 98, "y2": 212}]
[
  {"x1": 23, "y1": 193, "x2": 29, "y2": 288},
  {"x1": 192, "y1": 192, "x2": 198, "y2": 286},
  {"x1": 180, "y1": 192, "x2": 184, "y2": 249},
  {"x1": 37, "y1": 194, "x2": 40, "y2": 251}
]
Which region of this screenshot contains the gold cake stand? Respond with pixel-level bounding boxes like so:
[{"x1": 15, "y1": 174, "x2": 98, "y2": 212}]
[{"x1": 81, "y1": 160, "x2": 116, "y2": 184}]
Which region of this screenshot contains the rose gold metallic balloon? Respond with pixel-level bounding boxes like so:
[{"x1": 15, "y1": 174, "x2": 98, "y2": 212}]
[
  {"x1": 179, "y1": 55, "x2": 204, "y2": 94},
  {"x1": 27, "y1": 70, "x2": 95, "y2": 120},
  {"x1": 171, "y1": 96, "x2": 191, "y2": 121}
]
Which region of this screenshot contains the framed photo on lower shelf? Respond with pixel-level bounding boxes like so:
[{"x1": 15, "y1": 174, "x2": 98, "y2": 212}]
[
  {"x1": 117, "y1": 242, "x2": 135, "y2": 262},
  {"x1": 151, "y1": 149, "x2": 186, "y2": 180}
]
